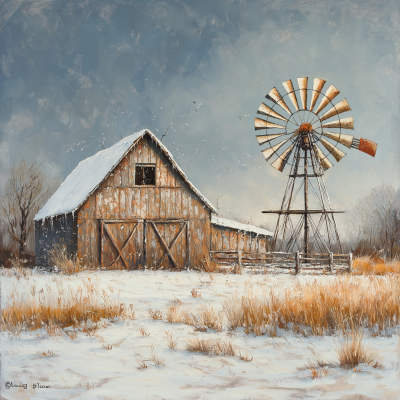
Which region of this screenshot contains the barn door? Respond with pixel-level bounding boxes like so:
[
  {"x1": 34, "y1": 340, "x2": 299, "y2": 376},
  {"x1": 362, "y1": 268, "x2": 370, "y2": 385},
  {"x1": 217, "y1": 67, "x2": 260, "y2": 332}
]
[
  {"x1": 145, "y1": 220, "x2": 189, "y2": 270},
  {"x1": 101, "y1": 220, "x2": 144, "y2": 270}
]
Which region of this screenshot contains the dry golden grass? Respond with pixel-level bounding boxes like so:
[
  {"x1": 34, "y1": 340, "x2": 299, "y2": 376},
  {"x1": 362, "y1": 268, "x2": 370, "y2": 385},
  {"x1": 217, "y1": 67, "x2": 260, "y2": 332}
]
[
  {"x1": 165, "y1": 303, "x2": 222, "y2": 332},
  {"x1": 191, "y1": 289, "x2": 201, "y2": 298},
  {"x1": 148, "y1": 309, "x2": 163, "y2": 320},
  {"x1": 139, "y1": 327, "x2": 150, "y2": 336},
  {"x1": 185, "y1": 338, "x2": 249, "y2": 361},
  {"x1": 165, "y1": 330, "x2": 179, "y2": 349},
  {"x1": 149, "y1": 344, "x2": 165, "y2": 366},
  {"x1": 335, "y1": 331, "x2": 382, "y2": 369},
  {"x1": 48, "y1": 244, "x2": 86, "y2": 274},
  {"x1": 353, "y1": 257, "x2": 400, "y2": 275},
  {"x1": 309, "y1": 366, "x2": 328, "y2": 379},
  {"x1": 223, "y1": 276, "x2": 400, "y2": 336},
  {"x1": 1, "y1": 277, "x2": 134, "y2": 333}
]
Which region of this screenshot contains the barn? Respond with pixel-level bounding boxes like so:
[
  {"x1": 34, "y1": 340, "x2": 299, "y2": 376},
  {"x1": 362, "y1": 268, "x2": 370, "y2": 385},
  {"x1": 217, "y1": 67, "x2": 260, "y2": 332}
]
[{"x1": 34, "y1": 129, "x2": 272, "y2": 269}]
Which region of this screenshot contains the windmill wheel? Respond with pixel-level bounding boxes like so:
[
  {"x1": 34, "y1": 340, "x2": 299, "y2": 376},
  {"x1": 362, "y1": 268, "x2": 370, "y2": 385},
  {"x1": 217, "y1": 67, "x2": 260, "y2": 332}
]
[{"x1": 255, "y1": 77, "x2": 378, "y2": 172}]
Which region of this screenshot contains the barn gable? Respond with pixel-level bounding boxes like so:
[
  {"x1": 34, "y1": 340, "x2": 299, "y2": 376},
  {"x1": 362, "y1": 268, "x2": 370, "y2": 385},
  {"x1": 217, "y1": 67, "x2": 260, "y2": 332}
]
[
  {"x1": 76, "y1": 134, "x2": 214, "y2": 268},
  {"x1": 34, "y1": 129, "x2": 215, "y2": 221}
]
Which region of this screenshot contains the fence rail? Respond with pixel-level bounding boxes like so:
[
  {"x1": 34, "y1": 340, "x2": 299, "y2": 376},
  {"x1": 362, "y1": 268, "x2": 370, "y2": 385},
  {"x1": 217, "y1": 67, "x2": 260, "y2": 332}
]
[{"x1": 209, "y1": 250, "x2": 353, "y2": 274}]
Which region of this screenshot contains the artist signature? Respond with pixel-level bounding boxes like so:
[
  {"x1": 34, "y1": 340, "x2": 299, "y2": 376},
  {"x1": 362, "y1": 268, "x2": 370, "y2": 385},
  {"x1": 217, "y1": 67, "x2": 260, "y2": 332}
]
[{"x1": 5, "y1": 381, "x2": 50, "y2": 389}]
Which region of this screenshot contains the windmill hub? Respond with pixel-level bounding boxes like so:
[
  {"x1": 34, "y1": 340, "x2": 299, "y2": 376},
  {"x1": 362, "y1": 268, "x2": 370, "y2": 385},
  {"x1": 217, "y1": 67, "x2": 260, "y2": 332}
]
[
  {"x1": 299, "y1": 123, "x2": 313, "y2": 150},
  {"x1": 299, "y1": 122, "x2": 313, "y2": 134}
]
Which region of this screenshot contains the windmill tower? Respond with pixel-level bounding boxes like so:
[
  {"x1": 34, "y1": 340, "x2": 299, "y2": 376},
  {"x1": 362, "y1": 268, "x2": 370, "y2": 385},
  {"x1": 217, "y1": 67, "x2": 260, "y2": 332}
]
[{"x1": 255, "y1": 77, "x2": 377, "y2": 256}]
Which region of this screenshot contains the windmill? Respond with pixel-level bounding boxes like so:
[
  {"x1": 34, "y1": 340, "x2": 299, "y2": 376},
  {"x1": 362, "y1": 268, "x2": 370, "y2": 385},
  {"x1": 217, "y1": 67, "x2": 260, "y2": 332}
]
[{"x1": 255, "y1": 77, "x2": 377, "y2": 256}]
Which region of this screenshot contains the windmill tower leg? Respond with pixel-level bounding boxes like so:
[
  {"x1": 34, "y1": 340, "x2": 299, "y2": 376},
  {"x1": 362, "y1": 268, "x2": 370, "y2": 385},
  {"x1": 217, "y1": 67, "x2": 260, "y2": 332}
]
[{"x1": 304, "y1": 148, "x2": 309, "y2": 257}]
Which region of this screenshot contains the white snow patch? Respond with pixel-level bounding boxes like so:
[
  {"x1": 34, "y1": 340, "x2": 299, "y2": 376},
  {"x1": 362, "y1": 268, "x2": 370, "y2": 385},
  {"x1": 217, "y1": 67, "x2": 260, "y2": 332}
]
[
  {"x1": 211, "y1": 215, "x2": 273, "y2": 237},
  {"x1": 1, "y1": 270, "x2": 398, "y2": 400}
]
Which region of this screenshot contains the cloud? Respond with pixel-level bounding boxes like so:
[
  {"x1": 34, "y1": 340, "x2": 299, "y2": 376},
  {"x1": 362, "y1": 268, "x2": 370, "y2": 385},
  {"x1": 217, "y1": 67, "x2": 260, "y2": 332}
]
[{"x1": 1, "y1": 0, "x2": 399, "y2": 226}]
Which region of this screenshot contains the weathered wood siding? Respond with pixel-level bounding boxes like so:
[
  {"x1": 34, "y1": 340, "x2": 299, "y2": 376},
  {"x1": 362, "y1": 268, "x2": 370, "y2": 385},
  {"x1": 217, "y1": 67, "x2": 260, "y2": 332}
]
[
  {"x1": 35, "y1": 213, "x2": 78, "y2": 267},
  {"x1": 210, "y1": 225, "x2": 270, "y2": 253},
  {"x1": 77, "y1": 136, "x2": 211, "y2": 269}
]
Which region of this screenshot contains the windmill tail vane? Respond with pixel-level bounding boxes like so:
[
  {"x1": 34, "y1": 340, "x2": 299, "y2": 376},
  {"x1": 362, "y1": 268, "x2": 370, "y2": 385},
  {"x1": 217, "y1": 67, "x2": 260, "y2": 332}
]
[{"x1": 255, "y1": 76, "x2": 377, "y2": 256}]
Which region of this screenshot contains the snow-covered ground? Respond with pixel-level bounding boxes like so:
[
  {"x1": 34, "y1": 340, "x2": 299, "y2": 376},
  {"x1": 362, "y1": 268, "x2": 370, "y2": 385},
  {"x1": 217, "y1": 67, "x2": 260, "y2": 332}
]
[{"x1": 1, "y1": 269, "x2": 399, "y2": 400}]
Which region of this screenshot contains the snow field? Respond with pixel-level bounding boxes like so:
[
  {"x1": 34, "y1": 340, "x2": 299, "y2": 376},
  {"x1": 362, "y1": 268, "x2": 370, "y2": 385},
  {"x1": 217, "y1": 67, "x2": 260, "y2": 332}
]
[{"x1": 1, "y1": 269, "x2": 399, "y2": 400}]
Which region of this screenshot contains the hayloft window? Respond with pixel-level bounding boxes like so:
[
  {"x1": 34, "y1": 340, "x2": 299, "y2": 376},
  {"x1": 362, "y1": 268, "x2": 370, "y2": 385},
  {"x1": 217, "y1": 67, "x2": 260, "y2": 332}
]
[{"x1": 135, "y1": 164, "x2": 156, "y2": 185}]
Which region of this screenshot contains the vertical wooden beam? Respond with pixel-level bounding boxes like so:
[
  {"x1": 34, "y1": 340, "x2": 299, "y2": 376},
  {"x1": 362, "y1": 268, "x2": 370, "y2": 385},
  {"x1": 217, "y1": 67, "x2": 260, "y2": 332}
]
[
  {"x1": 348, "y1": 252, "x2": 353, "y2": 273},
  {"x1": 329, "y1": 251, "x2": 333, "y2": 273},
  {"x1": 295, "y1": 251, "x2": 301, "y2": 274},
  {"x1": 143, "y1": 220, "x2": 147, "y2": 269},
  {"x1": 237, "y1": 250, "x2": 242, "y2": 275}
]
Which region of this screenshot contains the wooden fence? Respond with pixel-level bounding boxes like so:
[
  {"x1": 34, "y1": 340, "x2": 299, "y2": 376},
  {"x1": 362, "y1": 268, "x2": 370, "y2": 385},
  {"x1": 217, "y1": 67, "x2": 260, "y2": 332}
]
[{"x1": 209, "y1": 250, "x2": 353, "y2": 274}]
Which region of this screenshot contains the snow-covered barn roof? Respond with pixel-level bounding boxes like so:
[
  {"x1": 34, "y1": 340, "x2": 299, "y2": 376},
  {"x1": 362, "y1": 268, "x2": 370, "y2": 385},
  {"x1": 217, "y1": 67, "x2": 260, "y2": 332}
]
[
  {"x1": 34, "y1": 129, "x2": 216, "y2": 221},
  {"x1": 211, "y1": 215, "x2": 273, "y2": 238}
]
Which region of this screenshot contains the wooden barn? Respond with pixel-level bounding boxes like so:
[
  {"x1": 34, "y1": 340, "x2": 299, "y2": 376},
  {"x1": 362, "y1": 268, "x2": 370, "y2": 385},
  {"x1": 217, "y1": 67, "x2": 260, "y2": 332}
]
[{"x1": 34, "y1": 129, "x2": 272, "y2": 269}]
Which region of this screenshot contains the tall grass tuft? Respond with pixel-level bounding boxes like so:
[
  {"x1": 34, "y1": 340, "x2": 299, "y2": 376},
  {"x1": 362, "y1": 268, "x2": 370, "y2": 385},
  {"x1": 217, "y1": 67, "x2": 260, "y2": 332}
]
[
  {"x1": 223, "y1": 276, "x2": 400, "y2": 336},
  {"x1": 1, "y1": 277, "x2": 134, "y2": 333},
  {"x1": 335, "y1": 331, "x2": 382, "y2": 369},
  {"x1": 48, "y1": 244, "x2": 85, "y2": 274},
  {"x1": 353, "y1": 257, "x2": 400, "y2": 275}
]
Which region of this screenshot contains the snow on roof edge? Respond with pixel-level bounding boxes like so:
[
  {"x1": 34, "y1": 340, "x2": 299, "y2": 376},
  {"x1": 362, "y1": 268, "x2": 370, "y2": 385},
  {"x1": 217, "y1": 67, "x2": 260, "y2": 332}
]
[
  {"x1": 34, "y1": 129, "x2": 216, "y2": 221},
  {"x1": 211, "y1": 215, "x2": 273, "y2": 237}
]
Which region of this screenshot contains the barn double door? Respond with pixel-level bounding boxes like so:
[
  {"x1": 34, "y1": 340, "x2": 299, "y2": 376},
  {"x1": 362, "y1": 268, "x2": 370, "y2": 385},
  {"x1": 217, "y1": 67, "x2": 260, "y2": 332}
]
[{"x1": 101, "y1": 219, "x2": 189, "y2": 270}]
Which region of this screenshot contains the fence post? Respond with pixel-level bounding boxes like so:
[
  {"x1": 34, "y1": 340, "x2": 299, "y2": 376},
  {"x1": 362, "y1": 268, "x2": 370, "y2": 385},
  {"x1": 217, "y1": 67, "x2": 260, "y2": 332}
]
[
  {"x1": 329, "y1": 252, "x2": 333, "y2": 274},
  {"x1": 348, "y1": 252, "x2": 353, "y2": 273},
  {"x1": 295, "y1": 251, "x2": 300, "y2": 274},
  {"x1": 236, "y1": 250, "x2": 242, "y2": 275}
]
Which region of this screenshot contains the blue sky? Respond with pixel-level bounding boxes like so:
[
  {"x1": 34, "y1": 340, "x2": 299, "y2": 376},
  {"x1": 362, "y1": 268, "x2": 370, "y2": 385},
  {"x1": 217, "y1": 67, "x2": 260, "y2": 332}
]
[{"x1": 1, "y1": 0, "x2": 399, "y2": 230}]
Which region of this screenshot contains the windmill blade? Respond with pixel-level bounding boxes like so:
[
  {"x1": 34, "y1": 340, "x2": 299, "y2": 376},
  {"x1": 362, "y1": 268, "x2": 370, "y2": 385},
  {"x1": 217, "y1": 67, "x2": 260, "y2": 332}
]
[
  {"x1": 257, "y1": 103, "x2": 288, "y2": 122},
  {"x1": 271, "y1": 143, "x2": 295, "y2": 172},
  {"x1": 282, "y1": 79, "x2": 299, "y2": 111},
  {"x1": 262, "y1": 138, "x2": 291, "y2": 161},
  {"x1": 255, "y1": 117, "x2": 286, "y2": 130},
  {"x1": 314, "y1": 85, "x2": 340, "y2": 115},
  {"x1": 351, "y1": 138, "x2": 378, "y2": 157},
  {"x1": 319, "y1": 99, "x2": 352, "y2": 122},
  {"x1": 314, "y1": 145, "x2": 333, "y2": 170},
  {"x1": 266, "y1": 87, "x2": 292, "y2": 115},
  {"x1": 256, "y1": 133, "x2": 286, "y2": 145},
  {"x1": 322, "y1": 131, "x2": 354, "y2": 148},
  {"x1": 322, "y1": 116, "x2": 354, "y2": 130},
  {"x1": 297, "y1": 77, "x2": 308, "y2": 110},
  {"x1": 310, "y1": 78, "x2": 326, "y2": 111},
  {"x1": 319, "y1": 137, "x2": 346, "y2": 162}
]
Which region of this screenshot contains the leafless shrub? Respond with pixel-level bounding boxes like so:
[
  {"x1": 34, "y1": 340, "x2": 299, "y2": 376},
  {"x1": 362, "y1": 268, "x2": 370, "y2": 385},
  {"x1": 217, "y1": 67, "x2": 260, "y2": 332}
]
[
  {"x1": 165, "y1": 330, "x2": 179, "y2": 350},
  {"x1": 101, "y1": 342, "x2": 113, "y2": 350},
  {"x1": 139, "y1": 328, "x2": 150, "y2": 337},
  {"x1": 0, "y1": 160, "x2": 59, "y2": 256},
  {"x1": 191, "y1": 289, "x2": 201, "y2": 298},
  {"x1": 136, "y1": 356, "x2": 148, "y2": 369},
  {"x1": 150, "y1": 344, "x2": 165, "y2": 366},
  {"x1": 309, "y1": 366, "x2": 328, "y2": 379},
  {"x1": 41, "y1": 350, "x2": 55, "y2": 357},
  {"x1": 238, "y1": 349, "x2": 253, "y2": 362},
  {"x1": 148, "y1": 309, "x2": 163, "y2": 320}
]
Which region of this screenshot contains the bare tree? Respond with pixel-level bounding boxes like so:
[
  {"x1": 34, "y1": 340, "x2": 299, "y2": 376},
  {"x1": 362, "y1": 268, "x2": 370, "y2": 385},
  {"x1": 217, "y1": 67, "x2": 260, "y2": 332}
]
[
  {"x1": 0, "y1": 160, "x2": 59, "y2": 256},
  {"x1": 348, "y1": 183, "x2": 400, "y2": 259}
]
